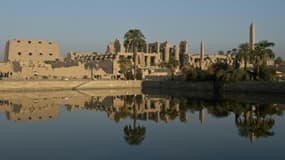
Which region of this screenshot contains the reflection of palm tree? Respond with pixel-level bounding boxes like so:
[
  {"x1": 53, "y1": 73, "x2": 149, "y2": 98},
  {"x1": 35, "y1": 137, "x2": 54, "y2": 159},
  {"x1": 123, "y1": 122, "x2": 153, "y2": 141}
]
[
  {"x1": 124, "y1": 124, "x2": 146, "y2": 146},
  {"x1": 236, "y1": 111, "x2": 275, "y2": 143},
  {"x1": 123, "y1": 95, "x2": 146, "y2": 146}
]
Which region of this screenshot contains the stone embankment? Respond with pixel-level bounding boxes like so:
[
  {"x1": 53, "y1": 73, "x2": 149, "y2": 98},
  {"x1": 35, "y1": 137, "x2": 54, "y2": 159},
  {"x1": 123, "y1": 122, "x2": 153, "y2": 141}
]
[
  {"x1": 142, "y1": 80, "x2": 285, "y2": 94},
  {"x1": 1, "y1": 80, "x2": 285, "y2": 94},
  {"x1": 0, "y1": 80, "x2": 142, "y2": 91}
]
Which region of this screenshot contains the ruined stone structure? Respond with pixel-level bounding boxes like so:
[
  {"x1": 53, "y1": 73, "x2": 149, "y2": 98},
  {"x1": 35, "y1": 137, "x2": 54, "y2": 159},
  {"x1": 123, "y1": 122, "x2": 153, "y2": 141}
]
[
  {"x1": 5, "y1": 39, "x2": 62, "y2": 62},
  {"x1": 0, "y1": 39, "x2": 113, "y2": 80},
  {"x1": 184, "y1": 23, "x2": 273, "y2": 70},
  {"x1": 0, "y1": 23, "x2": 274, "y2": 80},
  {"x1": 105, "y1": 39, "x2": 189, "y2": 67},
  {"x1": 67, "y1": 39, "x2": 190, "y2": 79},
  {"x1": 184, "y1": 40, "x2": 235, "y2": 70}
]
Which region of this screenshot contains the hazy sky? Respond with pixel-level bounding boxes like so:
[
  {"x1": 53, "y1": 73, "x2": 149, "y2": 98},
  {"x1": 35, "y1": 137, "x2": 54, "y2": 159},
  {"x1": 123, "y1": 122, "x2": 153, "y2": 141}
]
[{"x1": 0, "y1": 0, "x2": 284, "y2": 59}]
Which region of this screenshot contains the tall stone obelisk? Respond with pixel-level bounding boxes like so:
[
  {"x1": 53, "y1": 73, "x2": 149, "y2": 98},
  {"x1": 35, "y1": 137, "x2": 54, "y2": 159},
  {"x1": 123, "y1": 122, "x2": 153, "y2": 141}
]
[
  {"x1": 250, "y1": 23, "x2": 255, "y2": 50},
  {"x1": 200, "y1": 40, "x2": 205, "y2": 70}
]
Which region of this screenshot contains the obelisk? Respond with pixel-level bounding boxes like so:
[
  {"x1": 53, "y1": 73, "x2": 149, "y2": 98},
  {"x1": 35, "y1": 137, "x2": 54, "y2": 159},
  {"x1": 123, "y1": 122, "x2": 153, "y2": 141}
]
[
  {"x1": 250, "y1": 23, "x2": 255, "y2": 50},
  {"x1": 200, "y1": 40, "x2": 204, "y2": 70}
]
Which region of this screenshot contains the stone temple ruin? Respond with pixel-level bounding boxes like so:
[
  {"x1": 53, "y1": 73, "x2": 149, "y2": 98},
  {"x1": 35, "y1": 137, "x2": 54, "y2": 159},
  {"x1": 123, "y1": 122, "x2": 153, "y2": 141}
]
[
  {"x1": 0, "y1": 23, "x2": 274, "y2": 80},
  {"x1": 0, "y1": 38, "x2": 192, "y2": 80}
]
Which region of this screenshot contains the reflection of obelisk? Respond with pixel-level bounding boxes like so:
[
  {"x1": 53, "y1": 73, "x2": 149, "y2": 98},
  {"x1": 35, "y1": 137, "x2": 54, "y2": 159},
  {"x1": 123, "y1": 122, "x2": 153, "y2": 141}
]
[
  {"x1": 200, "y1": 41, "x2": 204, "y2": 70},
  {"x1": 199, "y1": 108, "x2": 205, "y2": 124},
  {"x1": 250, "y1": 23, "x2": 255, "y2": 50}
]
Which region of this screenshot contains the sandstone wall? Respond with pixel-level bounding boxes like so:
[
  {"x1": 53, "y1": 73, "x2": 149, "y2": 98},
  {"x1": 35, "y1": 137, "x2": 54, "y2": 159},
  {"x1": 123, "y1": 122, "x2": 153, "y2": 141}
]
[{"x1": 5, "y1": 39, "x2": 62, "y2": 62}]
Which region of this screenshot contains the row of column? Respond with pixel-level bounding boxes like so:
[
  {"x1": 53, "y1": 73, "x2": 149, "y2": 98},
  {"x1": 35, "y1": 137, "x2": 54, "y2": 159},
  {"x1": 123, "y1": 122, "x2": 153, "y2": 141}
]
[{"x1": 136, "y1": 54, "x2": 160, "y2": 67}]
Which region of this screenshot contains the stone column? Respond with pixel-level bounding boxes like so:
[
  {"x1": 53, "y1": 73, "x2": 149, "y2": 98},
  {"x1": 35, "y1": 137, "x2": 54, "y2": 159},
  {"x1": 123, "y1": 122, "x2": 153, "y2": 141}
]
[
  {"x1": 156, "y1": 42, "x2": 160, "y2": 54},
  {"x1": 145, "y1": 43, "x2": 149, "y2": 53},
  {"x1": 146, "y1": 56, "x2": 151, "y2": 66},
  {"x1": 155, "y1": 54, "x2": 160, "y2": 65},
  {"x1": 141, "y1": 53, "x2": 145, "y2": 66},
  {"x1": 179, "y1": 41, "x2": 189, "y2": 54},
  {"x1": 135, "y1": 54, "x2": 139, "y2": 66},
  {"x1": 164, "y1": 41, "x2": 170, "y2": 63},
  {"x1": 174, "y1": 45, "x2": 180, "y2": 62}
]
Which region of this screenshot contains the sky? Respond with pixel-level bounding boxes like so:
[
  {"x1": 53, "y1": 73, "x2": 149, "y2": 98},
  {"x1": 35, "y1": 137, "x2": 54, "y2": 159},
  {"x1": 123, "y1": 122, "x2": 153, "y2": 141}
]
[{"x1": 0, "y1": 0, "x2": 284, "y2": 60}]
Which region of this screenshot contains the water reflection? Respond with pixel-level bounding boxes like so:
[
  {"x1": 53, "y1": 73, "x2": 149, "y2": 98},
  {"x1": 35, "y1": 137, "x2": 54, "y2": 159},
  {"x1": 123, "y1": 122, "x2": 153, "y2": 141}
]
[{"x1": 0, "y1": 90, "x2": 284, "y2": 144}]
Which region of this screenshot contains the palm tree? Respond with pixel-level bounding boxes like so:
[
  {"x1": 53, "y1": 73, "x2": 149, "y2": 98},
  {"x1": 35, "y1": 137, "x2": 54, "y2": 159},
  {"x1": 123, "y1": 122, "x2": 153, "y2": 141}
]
[
  {"x1": 274, "y1": 57, "x2": 283, "y2": 67},
  {"x1": 237, "y1": 43, "x2": 251, "y2": 70},
  {"x1": 118, "y1": 56, "x2": 132, "y2": 80},
  {"x1": 253, "y1": 40, "x2": 275, "y2": 78},
  {"x1": 255, "y1": 40, "x2": 275, "y2": 65},
  {"x1": 84, "y1": 61, "x2": 98, "y2": 80},
  {"x1": 218, "y1": 50, "x2": 225, "y2": 55},
  {"x1": 124, "y1": 29, "x2": 146, "y2": 80}
]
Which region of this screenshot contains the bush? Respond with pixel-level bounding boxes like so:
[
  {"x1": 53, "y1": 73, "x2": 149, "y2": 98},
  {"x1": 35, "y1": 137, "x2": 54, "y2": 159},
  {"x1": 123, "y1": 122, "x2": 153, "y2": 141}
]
[
  {"x1": 136, "y1": 69, "x2": 143, "y2": 80},
  {"x1": 125, "y1": 71, "x2": 134, "y2": 80},
  {"x1": 82, "y1": 75, "x2": 89, "y2": 79},
  {"x1": 216, "y1": 69, "x2": 250, "y2": 83},
  {"x1": 183, "y1": 68, "x2": 213, "y2": 81},
  {"x1": 184, "y1": 68, "x2": 198, "y2": 81},
  {"x1": 259, "y1": 65, "x2": 276, "y2": 81}
]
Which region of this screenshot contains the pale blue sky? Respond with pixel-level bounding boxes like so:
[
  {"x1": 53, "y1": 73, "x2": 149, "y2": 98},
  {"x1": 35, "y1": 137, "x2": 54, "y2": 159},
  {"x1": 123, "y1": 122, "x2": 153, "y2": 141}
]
[{"x1": 0, "y1": 0, "x2": 284, "y2": 59}]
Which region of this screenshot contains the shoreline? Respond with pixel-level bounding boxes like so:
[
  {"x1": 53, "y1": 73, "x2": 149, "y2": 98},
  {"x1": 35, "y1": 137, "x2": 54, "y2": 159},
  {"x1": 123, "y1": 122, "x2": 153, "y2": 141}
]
[
  {"x1": 0, "y1": 80, "x2": 142, "y2": 91},
  {"x1": 0, "y1": 80, "x2": 285, "y2": 94},
  {"x1": 142, "y1": 80, "x2": 285, "y2": 94}
]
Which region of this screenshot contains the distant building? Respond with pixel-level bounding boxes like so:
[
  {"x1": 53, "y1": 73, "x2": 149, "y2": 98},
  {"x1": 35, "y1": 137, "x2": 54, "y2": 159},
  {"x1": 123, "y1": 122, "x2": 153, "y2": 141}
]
[{"x1": 0, "y1": 23, "x2": 275, "y2": 80}]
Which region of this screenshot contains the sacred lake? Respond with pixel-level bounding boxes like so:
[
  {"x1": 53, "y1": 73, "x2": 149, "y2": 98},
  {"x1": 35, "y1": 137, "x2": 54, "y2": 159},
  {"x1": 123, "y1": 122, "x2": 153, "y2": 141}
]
[{"x1": 0, "y1": 89, "x2": 284, "y2": 160}]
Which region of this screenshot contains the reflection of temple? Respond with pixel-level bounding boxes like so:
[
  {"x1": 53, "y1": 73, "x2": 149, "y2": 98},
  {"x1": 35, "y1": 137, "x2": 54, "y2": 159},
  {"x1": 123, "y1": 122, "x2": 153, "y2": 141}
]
[
  {"x1": 0, "y1": 91, "x2": 189, "y2": 123},
  {"x1": 0, "y1": 89, "x2": 142, "y2": 122},
  {"x1": 0, "y1": 91, "x2": 284, "y2": 143}
]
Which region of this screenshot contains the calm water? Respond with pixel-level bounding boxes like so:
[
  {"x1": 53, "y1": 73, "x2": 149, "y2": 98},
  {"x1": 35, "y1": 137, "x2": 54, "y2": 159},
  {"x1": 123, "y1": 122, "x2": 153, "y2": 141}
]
[{"x1": 0, "y1": 89, "x2": 284, "y2": 160}]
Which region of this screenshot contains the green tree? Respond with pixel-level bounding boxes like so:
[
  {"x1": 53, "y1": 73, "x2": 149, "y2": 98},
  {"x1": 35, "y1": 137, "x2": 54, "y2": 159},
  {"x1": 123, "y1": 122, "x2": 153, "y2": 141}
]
[
  {"x1": 253, "y1": 40, "x2": 275, "y2": 78},
  {"x1": 135, "y1": 69, "x2": 143, "y2": 80},
  {"x1": 118, "y1": 56, "x2": 132, "y2": 80},
  {"x1": 84, "y1": 61, "x2": 98, "y2": 80},
  {"x1": 274, "y1": 56, "x2": 283, "y2": 66},
  {"x1": 124, "y1": 29, "x2": 146, "y2": 80},
  {"x1": 218, "y1": 50, "x2": 225, "y2": 55},
  {"x1": 237, "y1": 43, "x2": 251, "y2": 70}
]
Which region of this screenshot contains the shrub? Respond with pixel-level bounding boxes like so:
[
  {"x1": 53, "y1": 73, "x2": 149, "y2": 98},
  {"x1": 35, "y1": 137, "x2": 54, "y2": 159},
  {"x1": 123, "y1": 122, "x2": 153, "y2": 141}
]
[
  {"x1": 183, "y1": 67, "x2": 213, "y2": 81},
  {"x1": 136, "y1": 69, "x2": 143, "y2": 80},
  {"x1": 259, "y1": 65, "x2": 276, "y2": 81},
  {"x1": 125, "y1": 71, "x2": 134, "y2": 80},
  {"x1": 82, "y1": 75, "x2": 89, "y2": 79}
]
